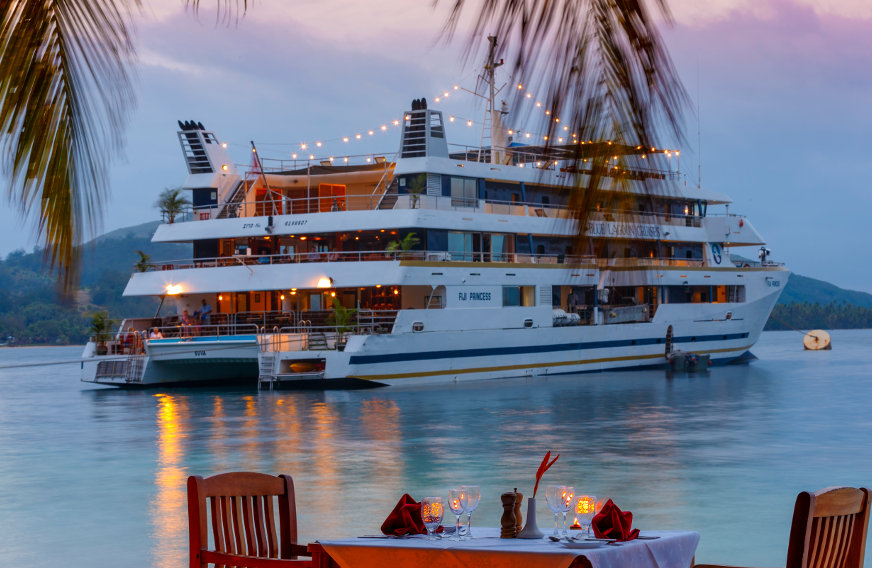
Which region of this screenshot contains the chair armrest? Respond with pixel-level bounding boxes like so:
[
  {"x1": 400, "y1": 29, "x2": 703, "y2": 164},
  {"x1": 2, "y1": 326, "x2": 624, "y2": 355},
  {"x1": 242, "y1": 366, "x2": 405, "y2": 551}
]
[{"x1": 288, "y1": 544, "x2": 312, "y2": 557}]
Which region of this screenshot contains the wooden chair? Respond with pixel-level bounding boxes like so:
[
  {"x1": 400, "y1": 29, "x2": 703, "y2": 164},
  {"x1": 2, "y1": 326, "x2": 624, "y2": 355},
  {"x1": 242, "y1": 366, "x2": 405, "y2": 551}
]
[
  {"x1": 696, "y1": 487, "x2": 870, "y2": 568},
  {"x1": 187, "y1": 472, "x2": 312, "y2": 568}
]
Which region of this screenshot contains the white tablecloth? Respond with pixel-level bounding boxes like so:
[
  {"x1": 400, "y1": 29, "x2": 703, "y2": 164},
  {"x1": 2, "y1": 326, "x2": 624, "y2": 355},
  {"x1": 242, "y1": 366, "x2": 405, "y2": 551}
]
[{"x1": 318, "y1": 528, "x2": 699, "y2": 568}]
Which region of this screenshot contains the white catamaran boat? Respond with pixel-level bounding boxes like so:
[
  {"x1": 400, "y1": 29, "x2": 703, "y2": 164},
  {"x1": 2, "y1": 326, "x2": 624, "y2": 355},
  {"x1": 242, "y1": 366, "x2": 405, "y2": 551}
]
[{"x1": 81, "y1": 68, "x2": 788, "y2": 388}]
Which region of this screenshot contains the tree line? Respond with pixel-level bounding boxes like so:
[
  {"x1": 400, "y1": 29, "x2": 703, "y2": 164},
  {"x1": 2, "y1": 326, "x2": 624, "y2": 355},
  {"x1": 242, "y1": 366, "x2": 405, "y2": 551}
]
[{"x1": 764, "y1": 302, "x2": 872, "y2": 332}]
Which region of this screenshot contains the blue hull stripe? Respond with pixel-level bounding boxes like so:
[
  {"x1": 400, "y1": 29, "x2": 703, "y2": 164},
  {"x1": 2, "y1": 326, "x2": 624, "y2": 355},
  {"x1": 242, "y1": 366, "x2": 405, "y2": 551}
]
[{"x1": 348, "y1": 332, "x2": 749, "y2": 365}]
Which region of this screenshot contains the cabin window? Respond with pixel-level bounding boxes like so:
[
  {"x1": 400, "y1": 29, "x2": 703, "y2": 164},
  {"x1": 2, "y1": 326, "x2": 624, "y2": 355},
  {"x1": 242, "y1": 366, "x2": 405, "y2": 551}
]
[
  {"x1": 447, "y1": 232, "x2": 474, "y2": 261},
  {"x1": 503, "y1": 285, "x2": 536, "y2": 307},
  {"x1": 449, "y1": 177, "x2": 478, "y2": 207}
]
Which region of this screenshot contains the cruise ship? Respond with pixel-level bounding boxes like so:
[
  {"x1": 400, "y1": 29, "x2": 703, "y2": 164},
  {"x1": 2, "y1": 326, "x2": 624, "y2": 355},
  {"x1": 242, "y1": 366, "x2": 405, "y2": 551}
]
[{"x1": 81, "y1": 90, "x2": 788, "y2": 388}]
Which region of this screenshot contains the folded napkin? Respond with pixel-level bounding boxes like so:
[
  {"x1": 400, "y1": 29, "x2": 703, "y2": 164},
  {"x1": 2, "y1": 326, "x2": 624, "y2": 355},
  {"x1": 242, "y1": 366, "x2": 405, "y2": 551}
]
[
  {"x1": 380, "y1": 494, "x2": 442, "y2": 536},
  {"x1": 592, "y1": 499, "x2": 639, "y2": 541}
]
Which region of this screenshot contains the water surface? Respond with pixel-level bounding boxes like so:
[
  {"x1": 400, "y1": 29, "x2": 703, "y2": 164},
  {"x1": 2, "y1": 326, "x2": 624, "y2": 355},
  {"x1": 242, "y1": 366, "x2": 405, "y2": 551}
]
[{"x1": 0, "y1": 330, "x2": 870, "y2": 567}]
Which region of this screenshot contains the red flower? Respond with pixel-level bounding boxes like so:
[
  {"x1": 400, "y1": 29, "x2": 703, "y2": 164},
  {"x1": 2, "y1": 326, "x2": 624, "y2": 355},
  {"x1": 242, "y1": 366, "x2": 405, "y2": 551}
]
[{"x1": 532, "y1": 451, "x2": 560, "y2": 499}]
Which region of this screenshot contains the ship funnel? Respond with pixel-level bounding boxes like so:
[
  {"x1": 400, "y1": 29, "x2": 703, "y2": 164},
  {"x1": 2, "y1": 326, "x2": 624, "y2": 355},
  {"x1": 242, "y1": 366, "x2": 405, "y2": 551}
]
[{"x1": 398, "y1": 99, "x2": 449, "y2": 158}]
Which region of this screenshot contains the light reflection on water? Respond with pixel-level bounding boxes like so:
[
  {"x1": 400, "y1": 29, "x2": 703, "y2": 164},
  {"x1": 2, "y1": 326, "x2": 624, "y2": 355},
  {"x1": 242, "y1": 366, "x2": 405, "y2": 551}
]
[{"x1": 0, "y1": 330, "x2": 871, "y2": 568}]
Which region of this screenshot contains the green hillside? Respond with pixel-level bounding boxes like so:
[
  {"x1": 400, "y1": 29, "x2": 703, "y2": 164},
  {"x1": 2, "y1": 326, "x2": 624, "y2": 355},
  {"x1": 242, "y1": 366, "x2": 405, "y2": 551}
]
[
  {"x1": 0, "y1": 223, "x2": 870, "y2": 344},
  {"x1": 0, "y1": 222, "x2": 189, "y2": 344}
]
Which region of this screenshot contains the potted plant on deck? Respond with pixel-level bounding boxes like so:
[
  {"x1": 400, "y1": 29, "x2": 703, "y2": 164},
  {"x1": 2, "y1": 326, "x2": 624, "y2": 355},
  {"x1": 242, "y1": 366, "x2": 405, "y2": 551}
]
[
  {"x1": 89, "y1": 311, "x2": 111, "y2": 355},
  {"x1": 328, "y1": 297, "x2": 357, "y2": 351},
  {"x1": 386, "y1": 232, "x2": 421, "y2": 260}
]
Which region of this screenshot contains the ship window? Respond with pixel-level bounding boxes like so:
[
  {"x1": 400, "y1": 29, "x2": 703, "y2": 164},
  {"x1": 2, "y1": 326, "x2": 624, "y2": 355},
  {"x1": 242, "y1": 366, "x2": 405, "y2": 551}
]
[
  {"x1": 503, "y1": 285, "x2": 536, "y2": 307},
  {"x1": 450, "y1": 177, "x2": 478, "y2": 207},
  {"x1": 447, "y1": 232, "x2": 473, "y2": 261}
]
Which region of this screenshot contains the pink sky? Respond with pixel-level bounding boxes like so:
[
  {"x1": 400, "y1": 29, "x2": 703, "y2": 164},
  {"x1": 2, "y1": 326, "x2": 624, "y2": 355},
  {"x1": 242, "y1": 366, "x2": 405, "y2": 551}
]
[{"x1": 1, "y1": 0, "x2": 870, "y2": 291}]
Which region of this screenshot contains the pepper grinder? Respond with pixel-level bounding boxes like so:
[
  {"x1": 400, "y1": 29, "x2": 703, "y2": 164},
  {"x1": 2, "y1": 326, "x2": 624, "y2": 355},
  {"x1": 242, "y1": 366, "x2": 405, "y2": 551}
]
[
  {"x1": 513, "y1": 488, "x2": 524, "y2": 535},
  {"x1": 500, "y1": 492, "x2": 517, "y2": 538}
]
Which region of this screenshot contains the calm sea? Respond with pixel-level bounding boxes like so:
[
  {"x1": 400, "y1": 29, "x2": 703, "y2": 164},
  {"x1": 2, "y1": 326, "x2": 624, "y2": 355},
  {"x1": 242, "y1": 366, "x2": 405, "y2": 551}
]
[{"x1": 1, "y1": 330, "x2": 870, "y2": 568}]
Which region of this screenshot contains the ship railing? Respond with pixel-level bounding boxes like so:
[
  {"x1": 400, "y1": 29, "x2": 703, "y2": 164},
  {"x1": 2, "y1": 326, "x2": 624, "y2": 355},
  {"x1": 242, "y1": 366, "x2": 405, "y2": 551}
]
[
  {"x1": 144, "y1": 323, "x2": 260, "y2": 341},
  {"x1": 143, "y1": 251, "x2": 722, "y2": 271},
  {"x1": 259, "y1": 312, "x2": 398, "y2": 353},
  {"x1": 176, "y1": 187, "x2": 703, "y2": 227},
  {"x1": 253, "y1": 152, "x2": 397, "y2": 174}
]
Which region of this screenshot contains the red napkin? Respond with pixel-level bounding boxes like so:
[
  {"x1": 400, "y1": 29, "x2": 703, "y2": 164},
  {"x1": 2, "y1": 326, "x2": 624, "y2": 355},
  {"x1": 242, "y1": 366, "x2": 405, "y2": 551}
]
[
  {"x1": 592, "y1": 499, "x2": 639, "y2": 541},
  {"x1": 380, "y1": 494, "x2": 443, "y2": 536}
]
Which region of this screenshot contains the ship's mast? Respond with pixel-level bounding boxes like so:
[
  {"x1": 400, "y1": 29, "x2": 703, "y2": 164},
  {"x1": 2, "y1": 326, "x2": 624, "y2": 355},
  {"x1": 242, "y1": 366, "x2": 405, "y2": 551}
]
[{"x1": 484, "y1": 35, "x2": 504, "y2": 164}]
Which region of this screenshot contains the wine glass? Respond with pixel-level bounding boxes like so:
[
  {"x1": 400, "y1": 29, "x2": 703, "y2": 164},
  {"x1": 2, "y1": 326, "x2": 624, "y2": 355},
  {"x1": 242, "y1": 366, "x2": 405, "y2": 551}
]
[
  {"x1": 420, "y1": 497, "x2": 444, "y2": 540},
  {"x1": 576, "y1": 495, "x2": 597, "y2": 535},
  {"x1": 545, "y1": 485, "x2": 565, "y2": 537},
  {"x1": 447, "y1": 489, "x2": 464, "y2": 540},
  {"x1": 459, "y1": 485, "x2": 481, "y2": 538},
  {"x1": 561, "y1": 486, "x2": 575, "y2": 538}
]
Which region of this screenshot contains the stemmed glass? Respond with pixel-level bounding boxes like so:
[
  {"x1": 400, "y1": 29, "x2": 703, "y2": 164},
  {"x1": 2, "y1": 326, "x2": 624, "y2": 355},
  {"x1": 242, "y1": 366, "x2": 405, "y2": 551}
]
[
  {"x1": 447, "y1": 489, "x2": 465, "y2": 540},
  {"x1": 420, "y1": 497, "x2": 444, "y2": 540},
  {"x1": 545, "y1": 485, "x2": 565, "y2": 538},
  {"x1": 561, "y1": 486, "x2": 575, "y2": 538},
  {"x1": 459, "y1": 485, "x2": 481, "y2": 539},
  {"x1": 575, "y1": 495, "x2": 597, "y2": 535}
]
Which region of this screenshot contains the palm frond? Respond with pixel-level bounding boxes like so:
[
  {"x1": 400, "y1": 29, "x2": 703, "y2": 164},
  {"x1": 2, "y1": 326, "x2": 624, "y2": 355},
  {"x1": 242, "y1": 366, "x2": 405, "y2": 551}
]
[
  {"x1": 441, "y1": 0, "x2": 689, "y2": 246},
  {"x1": 0, "y1": 0, "x2": 137, "y2": 294}
]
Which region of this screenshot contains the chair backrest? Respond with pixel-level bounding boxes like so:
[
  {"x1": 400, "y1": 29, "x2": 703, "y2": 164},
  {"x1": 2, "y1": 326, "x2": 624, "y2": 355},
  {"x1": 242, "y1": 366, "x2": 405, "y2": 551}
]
[
  {"x1": 786, "y1": 487, "x2": 871, "y2": 568},
  {"x1": 187, "y1": 472, "x2": 308, "y2": 568}
]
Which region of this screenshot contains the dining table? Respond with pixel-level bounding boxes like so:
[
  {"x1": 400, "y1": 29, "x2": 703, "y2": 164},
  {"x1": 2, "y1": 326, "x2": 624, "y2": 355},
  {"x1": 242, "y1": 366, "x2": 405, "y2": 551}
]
[{"x1": 309, "y1": 527, "x2": 699, "y2": 568}]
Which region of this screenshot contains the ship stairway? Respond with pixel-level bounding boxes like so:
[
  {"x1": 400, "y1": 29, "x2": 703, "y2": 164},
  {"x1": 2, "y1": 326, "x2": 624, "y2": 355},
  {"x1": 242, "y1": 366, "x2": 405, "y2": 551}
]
[
  {"x1": 377, "y1": 179, "x2": 400, "y2": 210},
  {"x1": 307, "y1": 332, "x2": 329, "y2": 350},
  {"x1": 125, "y1": 355, "x2": 145, "y2": 384},
  {"x1": 217, "y1": 178, "x2": 251, "y2": 219},
  {"x1": 257, "y1": 353, "x2": 277, "y2": 389}
]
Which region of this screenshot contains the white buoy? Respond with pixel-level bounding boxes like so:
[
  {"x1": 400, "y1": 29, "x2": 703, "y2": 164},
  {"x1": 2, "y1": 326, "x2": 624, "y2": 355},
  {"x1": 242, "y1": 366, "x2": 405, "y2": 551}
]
[{"x1": 803, "y1": 330, "x2": 831, "y2": 350}]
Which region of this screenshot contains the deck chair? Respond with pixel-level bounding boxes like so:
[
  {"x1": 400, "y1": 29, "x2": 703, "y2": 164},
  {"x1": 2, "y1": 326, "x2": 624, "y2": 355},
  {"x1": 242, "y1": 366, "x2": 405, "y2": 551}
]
[
  {"x1": 187, "y1": 472, "x2": 312, "y2": 568},
  {"x1": 696, "y1": 487, "x2": 870, "y2": 568}
]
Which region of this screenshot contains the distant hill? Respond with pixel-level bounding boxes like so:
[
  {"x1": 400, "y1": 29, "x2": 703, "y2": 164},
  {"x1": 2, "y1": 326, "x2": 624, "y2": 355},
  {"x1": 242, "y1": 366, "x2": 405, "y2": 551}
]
[
  {"x1": 1, "y1": 222, "x2": 871, "y2": 344},
  {"x1": 777, "y1": 273, "x2": 872, "y2": 308},
  {"x1": 0, "y1": 222, "x2": 189, "y2": 344}
]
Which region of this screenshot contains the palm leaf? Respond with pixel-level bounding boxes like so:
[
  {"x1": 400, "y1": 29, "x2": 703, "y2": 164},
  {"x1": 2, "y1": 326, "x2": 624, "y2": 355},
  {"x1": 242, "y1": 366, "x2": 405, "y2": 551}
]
[
  {"x1": 441, "y1": 0, "x2": 689, "y2": 248},
  {"x1": 0, "y1": 0, "x2": 137, "y2": 294}
]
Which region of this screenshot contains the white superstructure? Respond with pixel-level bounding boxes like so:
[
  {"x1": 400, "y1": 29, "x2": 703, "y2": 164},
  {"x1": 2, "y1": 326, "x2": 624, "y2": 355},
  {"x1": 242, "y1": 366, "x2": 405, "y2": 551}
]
[{"x1": 81, "y1": 99, "x2": 787, "y2": 388}]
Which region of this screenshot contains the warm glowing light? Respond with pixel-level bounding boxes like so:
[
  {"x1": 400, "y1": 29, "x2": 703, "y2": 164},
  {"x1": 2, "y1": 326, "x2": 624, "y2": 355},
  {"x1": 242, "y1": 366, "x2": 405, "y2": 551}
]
[
  {"x1": 252, "y1": 148, "x2": 256, "y2": 153},
  {"x1": 291, "y1": 290, "x2": 296, "y2": 295},
  {"x1": 309, "y1": 154, "x2": 315, "y2": 160},
  {"x1": 517, "y1": 83, "x2": 523, "y2": 89},
  {"x1": 222, "y1": 164, "x2": 228, "y2": 171},
  {"x1": 344, "y1": 157, "x2": 349, "y2": 163},
  {"x1": 381, "y1": 125, "x2": 387, "y2": 131},
  {"x1": 368, "y1": 130, "x2": 374, "y2": 136},
  {"x1": 316, "y1": 141, "x2": 322, "y2": 147},
  {"x1": 576, "y1": 495, "x2": 596, "y2": 516},
  {"x1": 518, "y1": 163, "x2": 525, "y2": 168},
  {"x1": 453, "y1": 85, "x2": 459, "y2": 90},
  {"x1": 393, "y1": 119, "x2": 400, "y2": 126},
  {"x1": 300, "y1": 236, "x2": 307, "y2": 241},
  {"x1": 221, "y1": 142, "x2": 227, "y2": 148},
  {"x1": 218, "y1": 294, "x2": 223, "y2": 301},
  {"x1": 525, "y1": 133, "x2": 531, "y2": 138},
  {"x1": 563, "y1": 126, "x2": 569, "y2": 131},
  {"x1": 291, "y1": 288, "x2": 297, "y2": 291},
  {"x1": 558, "y1": 137, "x2": 564, "y2": 143},
  {"x1": 292, "y1": 153, "x2": 298, "y2": 159},
  {"x1": 404, "y1": 115, "x2": 411, "y2": 121},
  {"x1": 507, "y1": 129, "x2": 513, "y2": 135},
  {"x1": 355, "y1": 134, "x2": 362, "y2": 139},
  {"x1": 317, "y1": 277, "x2": 333, "y2": 288},
  {"x1": 443, "y1": 92, "x2": 450, "y2": 97},
  {"x1": 545, "y1": 110, "x2": 550, "y2": 115},
  {"x1": 330, "y1": 291, "x2": 336, "y2": 297},
  {"x1": 536, "y1": 102, "x2": 542, "y2": 107},
  {"x1": 342, "y1": 137, "x2": 349, "y2": 143},
  {"x1": 393, "y1": 289, "x2": 399, "y2": 295},
  {"x1": 434, "y1": 97, "x2": 440, "y2": 102},
  {"x1": 467, "y1": 120, "x2": 473, "y2": 126},
  {"x1": 301, "y1": 143, "x2": 307, "y2": 150},
  {"x1": 366, "y1": 157, "x2": 371, "y2": 163},
  {"x1": 280, "y1": 294, "x2": 285, "y2": 300},
  {"x1": 526, "y1": 93, "x2": 532, "y2": 98},
  {"x1": 449, "y1": 116, "x2": 455, "y2": 122},
  {"x1": 376, "y1": 284, "x2": 382, "y2": 288},
  {"x1": 329, "y1": 156, "x2": 334, "y2": 162},
  {"x1": 165, "y1": 284, "x2": 182, "y2": 295}
]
